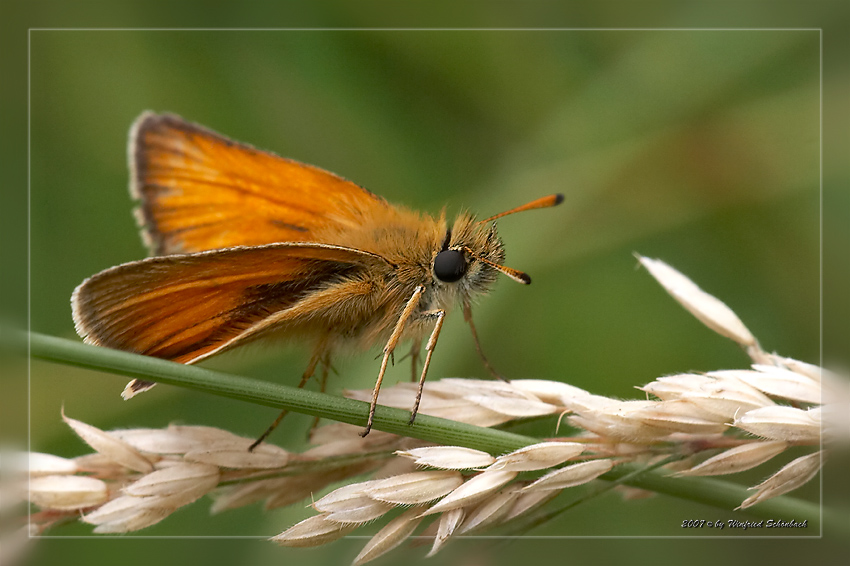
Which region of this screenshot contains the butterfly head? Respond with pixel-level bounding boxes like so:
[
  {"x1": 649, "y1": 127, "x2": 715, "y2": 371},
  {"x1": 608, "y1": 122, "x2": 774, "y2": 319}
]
[{"x1": 429, "y1": 194, "x2": 563, "y2": 302}]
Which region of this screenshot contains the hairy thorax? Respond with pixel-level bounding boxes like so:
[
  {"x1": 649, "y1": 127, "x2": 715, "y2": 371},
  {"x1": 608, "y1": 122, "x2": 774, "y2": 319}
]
[{"x1": 308, "y1": 205, "x2": 505, "y2": 350}]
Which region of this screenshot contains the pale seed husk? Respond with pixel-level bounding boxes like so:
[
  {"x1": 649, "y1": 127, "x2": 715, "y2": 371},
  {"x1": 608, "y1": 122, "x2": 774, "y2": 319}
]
[
  {"x1": 502, "y1": 488, "x2": 559, "y2": 522},
  {"x1": 395, "y1": 446, "x2": 495, "y2": 470},
  {"x1": 426, "y1": 507, "x2": 464, "y2": 557},
  {"x1": 463, "y1": 394, "x2": 558, "y2": 418},
  {"x1": 90, "y1": 506, "x2": 173, "y2": 533},
  {"x1": 353, "y1": 508, "x2": 424, "y2": 566},
  {"x1": 271, "y1": 514, "x2": 357, "y2": 547},
  {"x1": 23, "y1": 452, "x2": 79, "y2": 476},
  {"x1": 524, "y1": 460, "x2": 614, "y2": 492},
  {"x1": 437, "y1": 378, "x2": 538, "y2": 398},
  {"x1": 363, "y1": 470, "x2": 463, "y2": 506},
  {"x1": 184, "y1": 442, "x2": 289, "y2": 469},
  {"x1": 325, "y1": 498, "x2": 395, "y2": 525},
  {"x1": 72, "y1": 452, "x2": 132, "y2": 475},
  {"x1": 767, "y1": 355, "x2": 824, "y2": 383},
  {"x1": 111, "y1": 428, "x2": 201, "y2": 454},
  {"x1": 313, "y1": 479, "x2": 384, "y2": 512},
  {"x1": 567, "y1": 415, "x2": 662, "y2": 443},
  {"x1": 63, "y1": 412, "x2": 153, "y2": 473},
  {"x1": 28, "y1": 475, "x2": 108, "y2": 510},
  {"x1": 637, "y1": 255, "x2": 756, "y2": 347},
  {"x1": 674, "y1": 441, "x2": 788, "y2": 477},
  {"x1": 734, "y1": 406, "x2": 821, "y2": 442},
  {"x1": 507, "y1": 379, "x2": 591, "y2": 406},
  {"x1": 124, "y1": 463, "x2": 220, "y2": 497},
  {"x1": 488, "y1": 442, "x2": 585, "y2": 472},
  {"x1": 644, "y1": 373, "x2": 775, "y2": 419},
  {"x1": 678, "y1": 389, "x2": 775, "y2": 421},
  {"x1": 309, "y1": 422, "x2": 398, "y2": 447},
  {"x1": 456, "y1": 488, "x2": 520, "y2": 534},
  {"x1": 82, "y1": 495, "x2": 168, "y2": 526},
  {"x1": 164, "y1": 425, "x2": 251, "y2": 446},
  {"x1": 422, "y1": 470, "x2": 517, "y2": 516},
  {"x1": 630, "y1": 403, "x2": 729, "y2": 435},
  {"x1": 738, "y1": 451, "x2": 823, "y2": 509},
  {"x1": 423, "y1": 403, "x2": 516, "y2": 427},
  {"x1": 264, "y1": 460, "x2": 383, "y2": 510},
  {"x1": 742, "y1": 365, "x2": 822, "y2": 404}
]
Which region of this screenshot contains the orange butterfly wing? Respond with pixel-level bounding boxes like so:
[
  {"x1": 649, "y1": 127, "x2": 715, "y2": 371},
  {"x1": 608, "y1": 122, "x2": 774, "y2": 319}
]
[
  {"x1": 130, "y1": 112, "x2": 389, "y2": 255},
  {"x1": 72, "y1": 243, "x2": 388, "y2": 365}
]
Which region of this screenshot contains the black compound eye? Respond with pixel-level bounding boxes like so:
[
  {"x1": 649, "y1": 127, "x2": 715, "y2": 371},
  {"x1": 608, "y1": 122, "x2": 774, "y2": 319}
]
[{"x1": 433, "y1": 249, "x2": 467, "y2": 283}]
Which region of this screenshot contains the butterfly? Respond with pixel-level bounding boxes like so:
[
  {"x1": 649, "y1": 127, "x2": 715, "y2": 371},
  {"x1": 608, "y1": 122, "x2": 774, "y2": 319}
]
[{"x1": 72, "y1": 113, "x2": 562, "y2": 446}]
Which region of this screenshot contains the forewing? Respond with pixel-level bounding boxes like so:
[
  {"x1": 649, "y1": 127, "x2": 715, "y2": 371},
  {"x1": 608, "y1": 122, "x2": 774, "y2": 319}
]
[
  {"x1": 131, "y1": 112, "x2": 389, "y2": 255},
  {"x1": 72, "y1": 243, "x2": 386, "y2": 364}
]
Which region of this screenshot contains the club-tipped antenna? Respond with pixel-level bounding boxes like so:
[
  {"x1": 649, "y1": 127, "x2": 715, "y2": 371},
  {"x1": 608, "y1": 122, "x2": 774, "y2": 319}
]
[
  {"x1": 466, "y1": 193, "x2": 562, "y2": 284},
  {"x1": 479, "y1": 193, "x2": 564, "y2": 224},
  {"x1": 462, "y1": 246, "x2": 531, "y2": 285}
]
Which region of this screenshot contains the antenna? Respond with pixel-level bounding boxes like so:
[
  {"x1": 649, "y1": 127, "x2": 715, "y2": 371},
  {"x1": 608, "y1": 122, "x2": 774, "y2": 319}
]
[
  {"x1": 466, "y1": 193, "x2": 562, "y2": 285},
  {"x1": 461, "y1": 246, "x2": 531, "y2": 285},
  {"x1": 479, "y1": 193, "x2": 563, "y2": 224}
]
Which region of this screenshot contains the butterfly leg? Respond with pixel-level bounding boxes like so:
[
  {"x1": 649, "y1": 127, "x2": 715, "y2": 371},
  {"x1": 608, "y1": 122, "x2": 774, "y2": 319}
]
[
  {"x1": 408, "y1": 339, "x2": 421, "y2": 382},
  {"x1": 462, "y1": 300, "x2": 507, "y2": 382},
  {"x1": 361, "y1": 285, "x2": 425, "y2": 437},
  {"x1": 249, "y1": 343, "x2": 326, "y2": 451},
  {"x1": 409, "y1": 309, "x2": 445, "y2": 425}
]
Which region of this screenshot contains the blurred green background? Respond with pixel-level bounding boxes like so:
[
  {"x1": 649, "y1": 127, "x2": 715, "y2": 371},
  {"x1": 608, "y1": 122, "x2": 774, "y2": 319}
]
[{"x1": 19, "y1": 21, "x2": 842, "y2": 566}]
